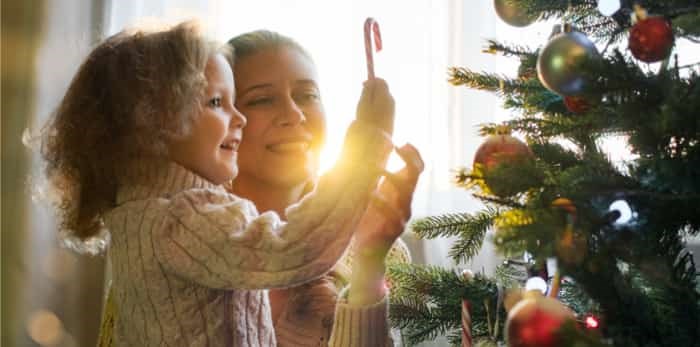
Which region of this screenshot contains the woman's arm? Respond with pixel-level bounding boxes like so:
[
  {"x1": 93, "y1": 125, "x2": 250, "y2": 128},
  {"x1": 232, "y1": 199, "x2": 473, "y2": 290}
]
[
  {"x1": 273, "y1": 240, "x2": 411, "y2": 347},
  {"x1": 348, "y1": 144, "x2": 423, "y2": 305},
  {"x1": 329, "y1": 144, "x2": 424, "y2": 347}
]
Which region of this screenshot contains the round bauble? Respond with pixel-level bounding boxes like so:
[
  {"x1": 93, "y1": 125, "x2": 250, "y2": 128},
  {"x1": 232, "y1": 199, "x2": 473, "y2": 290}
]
[
  {"x1": 505, "y1": 291, "x2": 576, "y2": 347},
  {"x1": 473, "y1": 130, "x2": 534, "y2": 197},
  {"x1": 537, "y1": 31, "x2": 601, "y2": 96},
  {"x1": 494, "y1": 0, "x2": 537, "y2": 27},
  {"x1": 563, "y1": 95, "x2": 595, "y2": 114},
  {"x1": 629, "y1": 16, "x2": 674, "y2": 63},
  {"x1": 473, "y1": 133, "x2": 533, "y2": 172}
]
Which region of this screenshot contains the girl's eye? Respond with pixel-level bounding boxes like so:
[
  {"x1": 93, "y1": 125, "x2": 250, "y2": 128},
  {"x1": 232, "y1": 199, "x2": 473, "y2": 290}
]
[{"x1": 208, "y1": 97, "x2": 222, "y2": 108}]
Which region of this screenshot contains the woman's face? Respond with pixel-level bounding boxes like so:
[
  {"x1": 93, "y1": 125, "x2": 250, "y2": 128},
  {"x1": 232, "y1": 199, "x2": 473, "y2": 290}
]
[{"x1": 233, "y1": 46, "x2": 326, "y2": 188}]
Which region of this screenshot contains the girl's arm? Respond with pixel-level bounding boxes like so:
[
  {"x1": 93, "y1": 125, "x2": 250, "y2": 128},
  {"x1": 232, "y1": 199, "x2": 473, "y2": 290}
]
[
  {"x1": 154, "y1": 79, "x2": 394, "y2": 290},
  {"x1": 153, "y1": 120, "x2": 392, "y2": 290}
]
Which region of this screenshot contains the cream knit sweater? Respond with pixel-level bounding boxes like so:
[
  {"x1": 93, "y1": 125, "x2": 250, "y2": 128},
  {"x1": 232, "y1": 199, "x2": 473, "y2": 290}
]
[{"x1": 104, "y1": 121, "x2": 394, "y2": 346}]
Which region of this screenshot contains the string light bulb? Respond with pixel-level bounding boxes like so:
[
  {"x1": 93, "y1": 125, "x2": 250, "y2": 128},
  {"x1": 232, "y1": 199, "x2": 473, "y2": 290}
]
[{"x1": 525, "y1": 276, "x2": 548, "y2": 294}]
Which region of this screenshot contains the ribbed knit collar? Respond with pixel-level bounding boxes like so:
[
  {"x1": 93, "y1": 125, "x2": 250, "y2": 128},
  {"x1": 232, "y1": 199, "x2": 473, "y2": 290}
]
[{"x1": 116, "y1": 160, "x2": 223, "y2": 204}]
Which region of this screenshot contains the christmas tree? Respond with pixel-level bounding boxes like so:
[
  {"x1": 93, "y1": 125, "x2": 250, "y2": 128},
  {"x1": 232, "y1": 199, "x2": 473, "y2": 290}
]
[{"x1": 387, "y1": 1, "x2": 700, "y2": 346}]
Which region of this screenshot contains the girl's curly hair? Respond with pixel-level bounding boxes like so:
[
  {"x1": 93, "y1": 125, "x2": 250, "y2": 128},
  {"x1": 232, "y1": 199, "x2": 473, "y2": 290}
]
[{"x1": 41, "y1": 21, "x2": 230, "y2": 240}]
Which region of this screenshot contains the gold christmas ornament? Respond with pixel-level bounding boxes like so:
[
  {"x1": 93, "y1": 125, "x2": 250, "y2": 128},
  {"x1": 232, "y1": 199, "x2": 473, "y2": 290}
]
[{"x1": 494, "y1": 0, "x2": 537, "y2": 27}]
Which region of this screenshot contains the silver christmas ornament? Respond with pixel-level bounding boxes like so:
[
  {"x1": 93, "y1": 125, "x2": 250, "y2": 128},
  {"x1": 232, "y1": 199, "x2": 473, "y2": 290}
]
[
  {"x1": 537, "y1": 30, "x2": 601, "y2": 96},
  {"x1": 494, "y1": 0, "x2": 536, "y2": 27}
]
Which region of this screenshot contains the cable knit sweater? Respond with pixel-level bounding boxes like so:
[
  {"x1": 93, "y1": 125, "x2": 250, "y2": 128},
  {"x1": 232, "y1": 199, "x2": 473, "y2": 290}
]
[{"x1": 103, "y1": 121, "x2": 393, "y2": 347}]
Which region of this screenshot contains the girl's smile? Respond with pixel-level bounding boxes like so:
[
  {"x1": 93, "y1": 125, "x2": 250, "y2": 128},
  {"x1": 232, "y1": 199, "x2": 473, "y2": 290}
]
[{"x1": 169, "y1": 53, "x2": 246, "y2": 184}]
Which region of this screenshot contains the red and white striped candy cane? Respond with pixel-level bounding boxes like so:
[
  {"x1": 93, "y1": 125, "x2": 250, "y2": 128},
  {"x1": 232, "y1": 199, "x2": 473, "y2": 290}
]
[
  {"x1": 364, "y1": 17, "x2": 382, "y2": 80},
  {"x1": 461, "y1": 299, "x2": 473, "y2": 347}
]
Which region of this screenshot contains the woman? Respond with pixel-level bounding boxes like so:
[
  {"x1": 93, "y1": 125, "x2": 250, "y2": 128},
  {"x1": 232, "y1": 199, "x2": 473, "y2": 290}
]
[{"x1": 228, "y1": 30, "x2": 421, "y2": 346}]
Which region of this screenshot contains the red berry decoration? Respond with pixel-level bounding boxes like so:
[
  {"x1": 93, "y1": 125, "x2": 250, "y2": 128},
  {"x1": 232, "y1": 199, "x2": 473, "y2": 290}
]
[
  {"x1": 506, "y1": 291, "x2": 576, "y2": 347},
  {"x1": 473, "y1": 127, "x2": 534, "y2": 196},
  {"x1": 563, "y1": 95, "x2": 592, "y2": 114},
  {"x1": 629, "y1": 16, "x2": 674, "y2": 63}
]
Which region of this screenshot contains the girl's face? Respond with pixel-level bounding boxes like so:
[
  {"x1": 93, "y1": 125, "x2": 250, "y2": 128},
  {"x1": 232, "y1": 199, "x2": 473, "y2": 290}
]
[
  {"x1": 233, "y1": 47, "x2": 326, "y2": 188},
  {"x1": 169, "y1": 53, "x2": 247, "y2": 184}
]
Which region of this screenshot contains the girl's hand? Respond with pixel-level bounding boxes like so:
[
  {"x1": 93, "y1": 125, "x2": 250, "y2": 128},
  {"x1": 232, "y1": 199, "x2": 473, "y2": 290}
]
[
  {"x1": 349, "y1": 143, "x2": 423, "y2": 305},
  {"x1": 355, "y1": 78, "x2": 395, "y2": 136}
]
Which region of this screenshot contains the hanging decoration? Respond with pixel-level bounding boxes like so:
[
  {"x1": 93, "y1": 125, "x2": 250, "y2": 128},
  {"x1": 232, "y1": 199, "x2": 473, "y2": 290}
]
[
  {"x1": 494, "y1": 0, "x2": 537, "y2": 27},
  {"x1": 537, "y1": 25, "x2": 601, "y2": 96},
  {"x1": 628, "y1": 5, "x2": 674, "y2": 63}
]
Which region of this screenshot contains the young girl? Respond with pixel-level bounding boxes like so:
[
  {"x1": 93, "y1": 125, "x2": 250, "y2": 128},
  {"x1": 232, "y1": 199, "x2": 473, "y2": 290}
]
[{"x1": 42, "y1": 21, "x2": 403, "y2": 346}]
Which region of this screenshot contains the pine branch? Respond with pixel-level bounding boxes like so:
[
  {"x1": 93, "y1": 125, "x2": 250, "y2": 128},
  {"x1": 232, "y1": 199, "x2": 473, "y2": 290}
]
[
  {"x1": 483, "y1": 39, "x2": 536, "y2": 58},
  {"x1": 411, "y1": 209, "x2": 501, "y2": 263},
  {"x1": 448, "y1": 67, "x2": 542, "y2": 96}
]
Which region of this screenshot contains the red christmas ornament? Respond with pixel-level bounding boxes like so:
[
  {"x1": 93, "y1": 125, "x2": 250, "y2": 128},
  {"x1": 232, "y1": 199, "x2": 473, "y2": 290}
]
[
  {"x1": 473, "y1": 132, "x2": 532, "y2": 171},
  {"x1": 505, "y1": 291, "x2": 576, "y2": 347},
  {"x1": 563, "y1": 95, "x2": 593, "y2": 114},
  {"x1": 473, "y1": 127, "x2": 534, "y2": 197},
  {"x1": 629, "y1": 16, "x2": 674, "y2": 63}
]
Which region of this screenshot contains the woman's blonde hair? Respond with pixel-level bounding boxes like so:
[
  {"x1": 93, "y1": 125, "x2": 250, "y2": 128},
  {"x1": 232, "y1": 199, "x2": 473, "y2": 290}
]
[{"x1": 41, "y1": 21, "x2": 230, "y2": 240}]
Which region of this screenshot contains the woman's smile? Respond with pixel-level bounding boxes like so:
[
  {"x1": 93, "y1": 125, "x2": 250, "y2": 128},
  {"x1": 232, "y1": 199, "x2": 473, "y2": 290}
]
[{"x1": 267, "y1": 136, "x2": 311, "y2": 155}]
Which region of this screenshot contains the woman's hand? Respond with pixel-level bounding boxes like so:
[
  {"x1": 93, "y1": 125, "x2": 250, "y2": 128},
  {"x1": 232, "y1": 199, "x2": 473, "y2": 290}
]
[
  {"x1": 349, "y1": 144, "x2": 424, "y2": 305},
  {"x1": 273, "y1": 275, "x2": 341, "y2": 345}
]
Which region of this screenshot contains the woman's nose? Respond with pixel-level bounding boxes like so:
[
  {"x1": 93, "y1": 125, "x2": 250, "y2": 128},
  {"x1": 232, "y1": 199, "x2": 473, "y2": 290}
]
[{"x1": 277, "y1": 97, "x2": 306, "y2": 126}]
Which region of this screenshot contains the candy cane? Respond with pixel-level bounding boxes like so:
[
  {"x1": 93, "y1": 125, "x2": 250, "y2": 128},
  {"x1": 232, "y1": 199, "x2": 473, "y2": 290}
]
[
  {"x1": 461, "y1": 300, "x2": 473, "y2": 347},
  {"x1": 364, "y1": 17, "x2": 382, "y2": 80},
  {"x1": 548, "y1": 270, "x2": 562, "y2": 298}
]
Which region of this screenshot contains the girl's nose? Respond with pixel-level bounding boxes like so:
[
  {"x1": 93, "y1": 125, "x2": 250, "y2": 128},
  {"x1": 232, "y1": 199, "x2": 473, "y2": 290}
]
[{"x1": 231, "y1": 106, "x2": 247, "y2": 129}]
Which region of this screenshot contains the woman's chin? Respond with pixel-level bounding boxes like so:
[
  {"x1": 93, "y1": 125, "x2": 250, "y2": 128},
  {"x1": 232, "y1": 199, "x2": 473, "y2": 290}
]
[{"x1": 266, "y1": 165, "x2": 315, "y2": 188}]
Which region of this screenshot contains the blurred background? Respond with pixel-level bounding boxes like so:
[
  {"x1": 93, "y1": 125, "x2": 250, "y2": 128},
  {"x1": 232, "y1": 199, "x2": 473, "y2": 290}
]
[{"x1": 3, "y1": 1, "x2": 698, "y2": 346}]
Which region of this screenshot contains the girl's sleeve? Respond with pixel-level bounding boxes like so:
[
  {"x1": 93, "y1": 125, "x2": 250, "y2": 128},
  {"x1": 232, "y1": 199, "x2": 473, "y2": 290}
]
[{"x1": 153, "y1": 120, "x2": 392, "y2": 290}]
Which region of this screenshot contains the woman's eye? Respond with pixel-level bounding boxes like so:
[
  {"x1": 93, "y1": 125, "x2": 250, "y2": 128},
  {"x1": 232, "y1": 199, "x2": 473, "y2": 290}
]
[
  {"x1": 247, "y1": 97, "x2": 273, "y2": 106},
  {"x1": 296, "y1": 92, "x2": 320, "y2": 103},
  {"x1": 208, "y1": 97, "x2": 222, "y2": 107}
]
